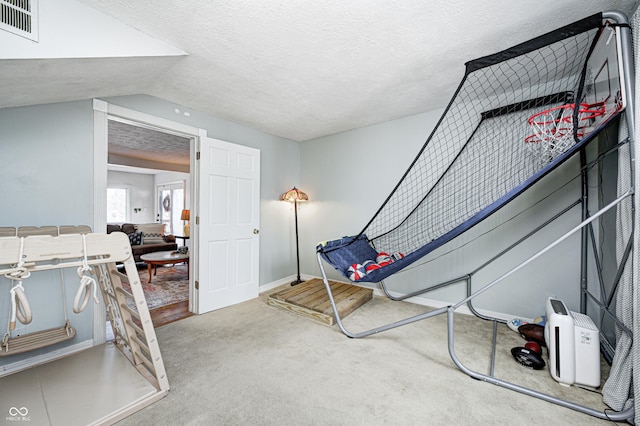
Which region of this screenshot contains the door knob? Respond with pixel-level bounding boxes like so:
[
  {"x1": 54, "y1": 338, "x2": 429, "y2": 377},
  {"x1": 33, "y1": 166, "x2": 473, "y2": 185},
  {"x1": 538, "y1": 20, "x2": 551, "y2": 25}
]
[{"x1": 253, "y1": 229, "x2": 260, "y2": 234}]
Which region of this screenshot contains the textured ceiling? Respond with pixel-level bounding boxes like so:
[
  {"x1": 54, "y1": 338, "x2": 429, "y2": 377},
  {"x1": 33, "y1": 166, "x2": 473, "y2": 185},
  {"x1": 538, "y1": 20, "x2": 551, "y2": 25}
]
[
  {"x1": 108, "y1": 120, "x2": 190, "y2": 171},
  {"x1": 3, "y1": 1, "x2": 639, "y2": 141}
]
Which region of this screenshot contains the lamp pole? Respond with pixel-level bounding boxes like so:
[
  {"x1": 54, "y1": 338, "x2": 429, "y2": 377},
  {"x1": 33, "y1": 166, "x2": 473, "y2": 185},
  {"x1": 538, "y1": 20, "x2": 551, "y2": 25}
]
[
  {"x1": 281, "y1": 186, "x2": 308, "y2": 286},
  {"x1": 292, "y1": 198, "x2": 303, "y2": 286}
]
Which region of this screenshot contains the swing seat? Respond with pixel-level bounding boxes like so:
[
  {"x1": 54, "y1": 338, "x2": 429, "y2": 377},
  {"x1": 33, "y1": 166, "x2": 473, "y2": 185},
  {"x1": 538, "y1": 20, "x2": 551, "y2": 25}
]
[{"x1": 0, "y1": 320, "x2": 76, "y2": 356}]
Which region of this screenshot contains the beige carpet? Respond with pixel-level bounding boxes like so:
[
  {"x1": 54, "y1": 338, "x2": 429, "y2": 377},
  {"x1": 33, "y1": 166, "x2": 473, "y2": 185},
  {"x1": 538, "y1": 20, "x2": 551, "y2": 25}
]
[{"x1": 116, "y1": 291, "x2": 618, "y2": 425}]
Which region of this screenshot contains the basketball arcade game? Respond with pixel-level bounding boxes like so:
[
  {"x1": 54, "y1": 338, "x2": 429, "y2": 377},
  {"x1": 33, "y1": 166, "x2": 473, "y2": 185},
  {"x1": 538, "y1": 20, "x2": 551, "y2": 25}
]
[{"x1": 316, "y1": 11, "x2": 636, "y2": 421}]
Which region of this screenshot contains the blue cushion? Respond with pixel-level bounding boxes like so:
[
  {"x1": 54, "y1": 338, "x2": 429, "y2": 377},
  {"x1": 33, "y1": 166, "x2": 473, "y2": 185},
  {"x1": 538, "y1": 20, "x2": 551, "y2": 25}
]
[{"x1": 318, "y1": 235, "x2": 379, "y2": 278}]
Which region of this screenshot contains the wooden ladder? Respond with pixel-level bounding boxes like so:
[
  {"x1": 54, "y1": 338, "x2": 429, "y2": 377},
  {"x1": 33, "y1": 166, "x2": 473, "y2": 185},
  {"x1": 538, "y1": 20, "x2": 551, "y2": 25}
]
[{"x1": 0, "y1": 229, "x2": 169, "y2": 393}]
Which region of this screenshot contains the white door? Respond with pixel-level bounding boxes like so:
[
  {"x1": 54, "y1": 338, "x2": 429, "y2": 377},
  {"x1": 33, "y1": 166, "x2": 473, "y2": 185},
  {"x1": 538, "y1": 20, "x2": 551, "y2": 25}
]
[{"x1": 196, "y1": 136, "x2": 260, "y2": 313}]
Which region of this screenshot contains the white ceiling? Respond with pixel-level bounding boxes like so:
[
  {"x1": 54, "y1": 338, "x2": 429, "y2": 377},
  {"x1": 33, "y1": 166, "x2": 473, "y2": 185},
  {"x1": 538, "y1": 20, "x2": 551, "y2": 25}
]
[
  {"x1": 2, "y1": 1, "x2": 639, "y2": 141},
  {"x1": 107, "y1": 120, "x2": 191, "y2": 173}
]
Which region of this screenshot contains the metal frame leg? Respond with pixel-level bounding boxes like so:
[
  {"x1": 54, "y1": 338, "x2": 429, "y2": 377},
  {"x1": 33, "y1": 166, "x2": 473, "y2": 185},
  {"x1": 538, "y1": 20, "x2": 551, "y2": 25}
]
[{"x1": 317, "y1": 252, "x2": 448, "y2": 339}]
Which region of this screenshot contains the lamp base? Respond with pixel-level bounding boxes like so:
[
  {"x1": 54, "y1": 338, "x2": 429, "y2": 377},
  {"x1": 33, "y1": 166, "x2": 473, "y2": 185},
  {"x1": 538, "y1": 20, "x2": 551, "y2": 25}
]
[
  {"x1": 183, "y1": 223, "x2": 190, "y2": 237},
  {"x1": 290, "y1": 278, "x2": 305, "y2": 286}
]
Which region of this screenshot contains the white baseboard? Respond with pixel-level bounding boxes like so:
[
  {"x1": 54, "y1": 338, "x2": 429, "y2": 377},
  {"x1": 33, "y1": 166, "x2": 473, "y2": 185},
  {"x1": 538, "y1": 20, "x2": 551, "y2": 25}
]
[
  {"x1": 259, "y1": 274, "x2": 316, "y2": 294},
  {"x1": 266, "y1": 274, "x2": 516, "y2": 322},
  {"x1": 0, "y1": 340, "x2": 94, "y2": 378},
  {"x1": 374, "y1": 288, "x2": 517, "y2": 322}
]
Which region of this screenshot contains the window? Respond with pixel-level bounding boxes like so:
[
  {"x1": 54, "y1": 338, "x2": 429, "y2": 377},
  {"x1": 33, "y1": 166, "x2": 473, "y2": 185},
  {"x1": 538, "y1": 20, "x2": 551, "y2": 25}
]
[{"x1": 107, "y1": 187, "x2": 129, "y2": 223}]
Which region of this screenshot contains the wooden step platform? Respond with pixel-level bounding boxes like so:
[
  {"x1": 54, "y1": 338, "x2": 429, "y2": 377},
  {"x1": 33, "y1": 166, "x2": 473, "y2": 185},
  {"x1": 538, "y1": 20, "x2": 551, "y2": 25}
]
[{"x1": 268, "y1": 278, "x2": 373, "y2": 326}]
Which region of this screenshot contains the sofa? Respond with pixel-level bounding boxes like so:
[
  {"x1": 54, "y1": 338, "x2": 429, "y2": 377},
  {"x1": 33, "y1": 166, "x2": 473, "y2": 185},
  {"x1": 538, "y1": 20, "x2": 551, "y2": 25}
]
[{"x1": 107, "y1": 223, "x2": 178, "y2": 262}]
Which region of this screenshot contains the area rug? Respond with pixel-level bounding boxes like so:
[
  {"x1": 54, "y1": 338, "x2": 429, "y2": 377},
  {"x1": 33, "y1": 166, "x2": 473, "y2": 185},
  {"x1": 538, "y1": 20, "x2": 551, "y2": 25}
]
[{"x1": 120, "y1": 264, "x2": 189, "y2": 310}]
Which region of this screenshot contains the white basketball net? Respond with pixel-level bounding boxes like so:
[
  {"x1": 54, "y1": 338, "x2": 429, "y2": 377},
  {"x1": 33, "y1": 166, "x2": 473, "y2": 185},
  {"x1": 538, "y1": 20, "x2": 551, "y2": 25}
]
[{"x1": 525, "y1": 103, "x2": 605, "y2": 167}]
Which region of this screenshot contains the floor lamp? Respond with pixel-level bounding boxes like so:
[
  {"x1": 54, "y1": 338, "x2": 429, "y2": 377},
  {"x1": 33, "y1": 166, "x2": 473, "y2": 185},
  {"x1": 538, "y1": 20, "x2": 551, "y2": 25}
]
[{"x1": 281, "y1": 187, "x2": 308, "y2": 286}]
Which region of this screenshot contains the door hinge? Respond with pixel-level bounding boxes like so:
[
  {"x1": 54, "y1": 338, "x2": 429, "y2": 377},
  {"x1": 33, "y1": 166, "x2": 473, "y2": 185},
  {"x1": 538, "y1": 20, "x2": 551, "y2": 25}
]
[
  {"x1": 196, "y1": 151, "x2": 201, "y2": 160},
  {"x1": 196, "y1": 216, "x2": 199, "y2": 225},
  {"x1": 195, "y1": 280, "x2": 199, "y2": 290}
]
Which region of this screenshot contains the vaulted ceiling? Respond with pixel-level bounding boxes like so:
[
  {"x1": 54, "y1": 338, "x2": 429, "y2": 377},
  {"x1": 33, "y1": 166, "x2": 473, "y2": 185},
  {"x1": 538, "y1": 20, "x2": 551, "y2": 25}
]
[{"x1": 2, "y1": 1, "x2": 639, "y2": 141}]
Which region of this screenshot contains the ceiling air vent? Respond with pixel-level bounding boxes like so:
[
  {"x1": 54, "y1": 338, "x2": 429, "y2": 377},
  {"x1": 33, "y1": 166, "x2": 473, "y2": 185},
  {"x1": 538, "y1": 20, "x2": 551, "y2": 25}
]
[{"x1": 1, "y1": 0, "x2": 38, "y2": 41}]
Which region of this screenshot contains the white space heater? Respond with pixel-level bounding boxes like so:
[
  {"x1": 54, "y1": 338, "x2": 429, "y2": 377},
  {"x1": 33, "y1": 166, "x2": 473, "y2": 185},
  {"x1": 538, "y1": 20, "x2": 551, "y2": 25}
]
[{"x1": 544, "y1": 297, "x2": 600, "y2": 388}]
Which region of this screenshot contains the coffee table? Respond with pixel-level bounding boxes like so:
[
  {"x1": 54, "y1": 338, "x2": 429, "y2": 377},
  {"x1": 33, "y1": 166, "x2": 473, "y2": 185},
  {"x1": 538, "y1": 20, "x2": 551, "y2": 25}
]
[{"x1": 139, "y1": 251, "x2": 189, "y2": 283}]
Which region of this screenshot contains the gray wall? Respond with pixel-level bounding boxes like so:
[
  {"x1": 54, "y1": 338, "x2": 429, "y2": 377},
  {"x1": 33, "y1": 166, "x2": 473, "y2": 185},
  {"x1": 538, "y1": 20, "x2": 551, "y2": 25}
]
[
  {"x1": 0, "y1": 95, "x2": 301, "y2": 367},
  {"x1": 301, "y1": 110, "x2": 583, "y2": 320},
  {"x1": 107, "y1": 170, "x2": 156, "y2": 223},
  {"x1": 104, "y1": 95, "x2": 302, "y2": 284},
  {"x1": 0, "y1": 91, "x2": 586, "y2": 366},
  {"x1": 0, "y1": 100, "x2": 96, "y2": 366}
]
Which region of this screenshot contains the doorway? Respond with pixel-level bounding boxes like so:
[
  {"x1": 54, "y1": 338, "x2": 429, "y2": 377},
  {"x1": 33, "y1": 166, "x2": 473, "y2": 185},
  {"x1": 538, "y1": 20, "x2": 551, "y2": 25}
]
[
  {"x1": 94, "y1": 100, "x2": 261, "y2": 338},
  {"x1": 98, "y1": 105, "x2": 197, "y2": 331}
]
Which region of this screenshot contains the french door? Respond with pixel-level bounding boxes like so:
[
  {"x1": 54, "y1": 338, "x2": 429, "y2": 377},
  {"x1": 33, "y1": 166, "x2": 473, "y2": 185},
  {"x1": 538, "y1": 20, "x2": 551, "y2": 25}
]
[{"x1": 157, "y1": 183, "x2": 184, "y2": 235}]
